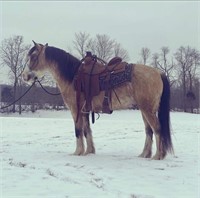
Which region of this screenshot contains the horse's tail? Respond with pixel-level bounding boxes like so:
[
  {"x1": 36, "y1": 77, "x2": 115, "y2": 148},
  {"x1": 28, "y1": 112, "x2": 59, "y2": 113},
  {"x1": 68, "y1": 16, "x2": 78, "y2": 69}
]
[{"x1": 159, "y1": 73, "x2": 173, "y2": 154}]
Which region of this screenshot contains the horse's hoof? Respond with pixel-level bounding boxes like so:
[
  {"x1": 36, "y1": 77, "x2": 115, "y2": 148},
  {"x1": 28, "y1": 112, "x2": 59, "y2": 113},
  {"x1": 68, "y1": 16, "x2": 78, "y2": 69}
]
[
  {"x1": 84, "y1": 152, "x2": 95, "y2": 156},
  {"x1": 72, "y1": 150, "x2": 85, "y2": 156},
  {"x1": 138, "y1": 152, "x2": 152, "y2": 158},
  {"x1": 152, "y1": 154, "x2": 164, "y2": 160},
  {"x1": 152, "y1": 151, "x2": 166, "y2": 160},
  {"x1": 84, "y1": 150, "x2": 95, "y2": 155},
  {"x1": 152, "y1": 156, "x2": 161, "y2": 160}
]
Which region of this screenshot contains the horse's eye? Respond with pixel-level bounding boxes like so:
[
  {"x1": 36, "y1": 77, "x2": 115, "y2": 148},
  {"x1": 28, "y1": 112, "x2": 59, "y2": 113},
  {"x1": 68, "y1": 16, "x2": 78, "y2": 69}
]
[{"x1": 29, "y1": 54, "x2": 38, "y2": 69}]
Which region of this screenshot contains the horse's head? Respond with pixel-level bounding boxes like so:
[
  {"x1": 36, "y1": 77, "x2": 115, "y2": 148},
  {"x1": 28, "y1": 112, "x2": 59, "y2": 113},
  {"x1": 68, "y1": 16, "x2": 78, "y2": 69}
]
[{"x1": 23, "y1": 41, "x2": 48, "y2": 83}]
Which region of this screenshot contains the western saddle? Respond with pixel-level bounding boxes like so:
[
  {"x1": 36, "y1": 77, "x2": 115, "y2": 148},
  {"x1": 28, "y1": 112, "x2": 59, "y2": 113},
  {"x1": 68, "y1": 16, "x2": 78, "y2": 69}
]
[{"x1": 74, "y1": 52, "x2": 132, "y2": 123}]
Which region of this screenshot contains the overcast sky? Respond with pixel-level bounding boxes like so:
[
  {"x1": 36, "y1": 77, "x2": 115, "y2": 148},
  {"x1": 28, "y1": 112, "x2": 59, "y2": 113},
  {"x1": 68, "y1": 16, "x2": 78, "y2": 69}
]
[{"x1": 0, "y1": 1, "x2": 199, "y2": 63}]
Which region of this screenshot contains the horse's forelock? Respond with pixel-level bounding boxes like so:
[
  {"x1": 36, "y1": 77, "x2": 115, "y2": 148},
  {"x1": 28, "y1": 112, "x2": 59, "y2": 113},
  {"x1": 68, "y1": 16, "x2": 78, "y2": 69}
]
[
  {"x1": 28, "y1": 44, "x2": 44, "y2": 56},
  {"x1": 28, "y1": 46, "x2": 37, "y2": 56}
]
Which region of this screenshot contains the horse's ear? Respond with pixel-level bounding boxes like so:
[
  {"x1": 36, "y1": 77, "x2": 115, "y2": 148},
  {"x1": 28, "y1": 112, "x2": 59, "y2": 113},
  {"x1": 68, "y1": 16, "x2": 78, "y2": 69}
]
[
  {"x1": 32, "y1": 40, "x2": 41, "y2": 50},
  {"x1": 45, "y1": 43, "x2": 48, "y2": 47},
  {"x1": 32, "y1": 40, "x2": 37, "y2": 46}
]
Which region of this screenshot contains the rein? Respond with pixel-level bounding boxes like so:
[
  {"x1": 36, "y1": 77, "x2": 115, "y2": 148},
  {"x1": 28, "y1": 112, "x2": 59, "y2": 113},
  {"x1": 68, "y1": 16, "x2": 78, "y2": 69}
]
[
  {"x1": 36, "y1": 80, "x2": 61, "y2": 96},
  {"x1": 1, "y1": 81, "x2": 36, "y2": 110},
  {"x1": 0, "y1": 79, "x2": 61, "y2": 110}
]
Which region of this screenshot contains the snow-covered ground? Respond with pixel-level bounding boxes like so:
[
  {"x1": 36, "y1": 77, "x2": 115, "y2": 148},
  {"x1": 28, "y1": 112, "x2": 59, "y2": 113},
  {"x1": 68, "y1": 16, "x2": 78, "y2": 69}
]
[{"x1": 1, "y1": 110, "x2": 199, "y2": 198}]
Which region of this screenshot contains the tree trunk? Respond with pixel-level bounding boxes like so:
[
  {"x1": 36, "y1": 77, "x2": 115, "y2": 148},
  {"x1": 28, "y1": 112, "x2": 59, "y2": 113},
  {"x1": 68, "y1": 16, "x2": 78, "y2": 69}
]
[
  {"x1": 18, "y1": 80, "x2": 23, "y2": 115},
  {"x1": 188, "y1": 71, "x2": 194, "y2": 113},
  {"x1": 31, "y1": 103, "x2": 35, "y2": 113},
  {"x1": 12, "y1": 80, "x2": 17, "y2": 113},
  {"x1": 183, "y1": 75, "x2": 187, "y2": 112}
]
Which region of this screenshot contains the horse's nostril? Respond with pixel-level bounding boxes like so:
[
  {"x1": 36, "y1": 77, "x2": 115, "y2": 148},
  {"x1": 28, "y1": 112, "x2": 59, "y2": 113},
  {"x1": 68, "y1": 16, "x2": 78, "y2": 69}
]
[
  {"x1": 22, "y1": 73, "x2": 26, "y2": 81},
  {"x1": 22, "y1": 73, "x2": 29, "y2": 81},
  {"x1": 23, "y1": 73, "x2": 32, "y2": 82},
  {"x1": 27, "y1": 74, "x2": 31, "y2": 81}
]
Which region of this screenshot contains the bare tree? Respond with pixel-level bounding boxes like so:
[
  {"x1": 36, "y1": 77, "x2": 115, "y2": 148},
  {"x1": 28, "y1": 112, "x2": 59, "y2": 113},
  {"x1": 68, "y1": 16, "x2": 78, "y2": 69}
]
[
  {"x1": 94, "y1": 34, "x2": 115, "y2": 61},
  {"x1": 73, "y1": 32, "x2": 90, "y2": 58},
  {"x1": 73, "y1": 32, "x2": 129, "y2": 62},
  {"x1": 0, "y1": 35, "x2": 30, "y2": 113},
  {"x1": 113, "y1": 42, "x2": 129, "y2": 61},
  {"x1": 140, "y1": 47, "x2": 151, "y2": 65},
  {"x1": 151, "y1": 47, "x2": 175, "y2": 86},
  {"x1": 152, "y1": 53, "x2": 159, "y2": 68},
  {"x1": 174, "y1": 46, "x2": 200, "y2": 112}
]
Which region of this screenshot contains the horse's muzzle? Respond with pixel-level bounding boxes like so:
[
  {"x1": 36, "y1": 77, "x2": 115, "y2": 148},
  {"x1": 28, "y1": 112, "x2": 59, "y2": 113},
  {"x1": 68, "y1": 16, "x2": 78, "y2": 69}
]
[{"x1": 22, "y1": 71, "x2": 37, "y2": 83}]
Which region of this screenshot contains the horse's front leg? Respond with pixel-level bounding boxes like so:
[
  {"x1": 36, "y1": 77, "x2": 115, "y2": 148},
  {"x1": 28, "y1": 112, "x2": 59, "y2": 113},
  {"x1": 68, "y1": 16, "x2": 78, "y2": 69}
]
[
  {"x1": 83, "y1": 114, "x2": 95, "y2": 155},
  {"x1": 73, "y1": 117, "x2": 85, "y2": 155}
]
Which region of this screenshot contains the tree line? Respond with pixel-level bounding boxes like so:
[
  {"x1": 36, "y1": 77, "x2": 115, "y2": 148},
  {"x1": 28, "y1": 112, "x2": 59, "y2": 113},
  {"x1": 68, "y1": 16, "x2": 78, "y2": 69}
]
[
  {"x1": 0, "y1": 33, "x2": 199, "y2": 114},
  {"x1": 0, "y1": 84, "x2": 64, "y2": 114}
]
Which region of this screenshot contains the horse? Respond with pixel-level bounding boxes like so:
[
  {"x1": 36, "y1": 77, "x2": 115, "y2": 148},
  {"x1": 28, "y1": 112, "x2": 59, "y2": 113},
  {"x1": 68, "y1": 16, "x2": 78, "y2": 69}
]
[{"x1": 22, "y1": 41, "x2": 173, "y2": 160}]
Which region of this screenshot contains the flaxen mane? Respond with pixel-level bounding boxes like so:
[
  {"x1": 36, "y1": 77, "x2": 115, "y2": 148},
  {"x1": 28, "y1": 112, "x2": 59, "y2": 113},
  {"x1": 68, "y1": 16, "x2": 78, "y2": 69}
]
[{"x1": 28, "y1": 46, "x2": 37, "y2": 55}]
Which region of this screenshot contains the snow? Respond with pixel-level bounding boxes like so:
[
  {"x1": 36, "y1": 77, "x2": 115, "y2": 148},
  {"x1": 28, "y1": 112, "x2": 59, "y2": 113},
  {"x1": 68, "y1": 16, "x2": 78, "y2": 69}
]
[{"x1": 1, "y1": 110, "x2": 200, "y2": 198}]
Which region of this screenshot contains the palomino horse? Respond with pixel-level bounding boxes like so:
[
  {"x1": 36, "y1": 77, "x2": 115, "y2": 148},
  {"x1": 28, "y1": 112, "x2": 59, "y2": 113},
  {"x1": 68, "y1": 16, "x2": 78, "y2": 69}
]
[{"x1": 23, "y1": 41, "x2": 173, "y2": 160}]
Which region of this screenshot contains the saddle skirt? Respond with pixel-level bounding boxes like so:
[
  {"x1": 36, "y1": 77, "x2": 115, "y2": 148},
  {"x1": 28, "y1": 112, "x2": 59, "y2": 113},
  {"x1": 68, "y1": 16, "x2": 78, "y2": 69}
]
[{"x1": 74, "y1": 52, "x2": 133, "y2": 122}]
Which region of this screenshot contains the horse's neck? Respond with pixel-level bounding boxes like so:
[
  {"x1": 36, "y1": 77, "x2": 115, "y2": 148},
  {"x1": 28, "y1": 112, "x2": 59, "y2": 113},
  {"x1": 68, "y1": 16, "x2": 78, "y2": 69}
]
[{"x1": 48, "y1": 62, "x2": 73, "y2": 94}]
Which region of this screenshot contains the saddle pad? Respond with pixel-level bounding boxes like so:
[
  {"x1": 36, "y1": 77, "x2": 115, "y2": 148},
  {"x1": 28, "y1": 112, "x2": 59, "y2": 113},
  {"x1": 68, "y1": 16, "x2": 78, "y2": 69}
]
[{"x1": 99, "y1": 63, "x2": 132, "y2": 90}]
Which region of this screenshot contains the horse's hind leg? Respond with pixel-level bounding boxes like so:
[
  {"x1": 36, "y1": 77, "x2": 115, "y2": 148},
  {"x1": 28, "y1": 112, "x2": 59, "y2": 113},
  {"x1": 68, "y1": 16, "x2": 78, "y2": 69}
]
[
  {"x1": 142, "y1": 111, "x2": 166, "y2": 160},
  {"x1": 83, "y1": 114, "x2": 95, "y2": 155},
  {"x1": 139, "y1": 113, "x2": 153, "y2": 158}
]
